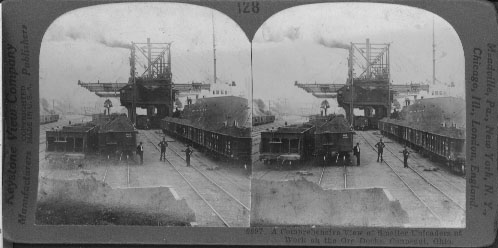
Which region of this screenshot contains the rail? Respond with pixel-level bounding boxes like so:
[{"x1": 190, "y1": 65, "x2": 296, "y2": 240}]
[
  {"x1": 363, "y1": 131, "x2": 464, "y2": 211},
  {"x1": 141, "y1": 130, "x2": 250, "y2": 227},
  {"x1": 357, "y1": 131, "x2": 444, "y2": 224},
  {"x1": 140, "y1": 131, "x2": 231, "y2": 227},
  {"x1": 318, "y1": 159, "x2": 347, "y2": 189}
]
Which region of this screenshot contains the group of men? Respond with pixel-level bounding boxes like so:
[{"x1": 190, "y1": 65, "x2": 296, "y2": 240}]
[
  {"x1": 135, "y1": 138, "x2": 193, "y2": 166},
  {"x1": 352, "y1": 138, "x2": 410, "y2": 168},
  {"x1": 136, "y1": 137, "x2": 410, "y2": 168}
]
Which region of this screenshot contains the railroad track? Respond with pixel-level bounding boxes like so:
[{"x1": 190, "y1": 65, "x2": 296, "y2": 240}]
[
  {"x1": 318, "y1": 160, "x2": 347, "y2": 189},
  {"x1": 151, "y1": 130, "x2": 251, "y2": 195},
  {"x1": 362, "y1": 131, "x2": 465, "y2": 208},
  {"x1": 141, "y1": 130, "x2": 249, "y2": 227},
  {"x1": 374, "y1": 132, "x2": 465, "y2": 193},
  {"x1": 254, "y1": 169, "x2": 272, "y2": 180},
  {"x1": 100, "y1": 158, "x2": 131, "y2": 188},
  {"x1": 358, "y1": 131, "x2": 465, "y2": 226}
]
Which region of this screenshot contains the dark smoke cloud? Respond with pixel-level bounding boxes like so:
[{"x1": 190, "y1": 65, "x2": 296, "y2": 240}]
[
  {"x1": 254, "y1": 99, "x2": 266, "y2": 113},
  {"x1": 315, "y1": 36, "x2": 350, "y2": 50},
  {"x1": 40, "y1": 98, "x2": 51, "y2": 114}
]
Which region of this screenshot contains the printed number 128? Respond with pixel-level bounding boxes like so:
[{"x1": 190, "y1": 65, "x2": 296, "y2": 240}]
[{"x1": 238, "y1": 1, "x2": 259, "y2": 14}]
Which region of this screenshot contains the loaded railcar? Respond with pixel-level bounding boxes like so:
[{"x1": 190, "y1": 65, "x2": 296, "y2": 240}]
[
  {"x1": 313, "y1": 115, "x2": 354, "y2": 163},
  {"x1": 259, "y1": 124, "x2": 315, "y2": 164},
  {"x1": 162, "y1": 118, "x2": 251, "y2": 161},
  {"x1": 253, "y1": 115, "x2": 276, "y2": 126},
  {"x1": 378, "y1": 97, "x2": 466, "y2": 174},
  {"x1": 259, "y1": 114, "x2": 353, "y2": 166},
  {"x1": 45, "y1": 114, "x2": 137, "y2": 158},
  {"x1": 353, "y1": 116, "x2": 378, "y2": 130},
  {"x1": 40, "y1": 114, "x2": 60, "y2": 125},
  {"x1": 46, "y1": 123, "x2": 98, "y2": 154},
  {"x1": 161, "y1": 96, "x2": 252, "y2": 163},
  {"x1": 97, "y1": 115, "x2": 138, "y2": 156}
]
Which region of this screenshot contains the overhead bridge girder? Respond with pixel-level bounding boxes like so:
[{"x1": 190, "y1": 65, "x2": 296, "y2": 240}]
[
  {"x1": 295, "y1": 81, "x2": 429, "y2": 97},
  {"x1": 78, "y1": 80, "x2": 211, "y2": 98},
  {"x1": 95, "y1": 92, "x2": 121, "y2": 98},
  {"x1": 311, "y1": 93, "x2": 337, "y2": 98}
]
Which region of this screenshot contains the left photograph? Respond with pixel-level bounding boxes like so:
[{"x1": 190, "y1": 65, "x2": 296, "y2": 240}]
[{"x1": 37, "y1": 3, "x2": 252, "y2": 227}]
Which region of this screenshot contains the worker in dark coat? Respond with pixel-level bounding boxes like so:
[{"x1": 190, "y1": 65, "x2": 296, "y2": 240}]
[
  {"x1": 353, "y1": 142, "x2": 360, "y2": 166},
  {"x1": 136, "y1": 142, "x2": 144, "y2": 165},
  {"x1": 183, "y1": 145, "x2": 193, "y2": 167},
  {"x1": 158, "y1": 137, "x2": 168, "y2": 161},
  {"x1": 401, "y1": 146, "x2": 410, "y2": 168},
  {"x1": 375, "y1": 138, "x2": 385, "y2": 162}
]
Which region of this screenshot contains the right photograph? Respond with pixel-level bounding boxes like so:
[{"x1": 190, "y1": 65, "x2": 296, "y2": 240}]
[{"x1": 250, "y1": 3, "x2": 465, "y2": 228}]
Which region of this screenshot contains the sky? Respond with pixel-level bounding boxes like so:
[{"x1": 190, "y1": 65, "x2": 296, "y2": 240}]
[
  {"x1": 39, "y1": 2, "x2": 465, "y2": 116},
  {"x1": 252, "y1": 3, "x2": 465, "y2": 115},
  {"x1": 40, "y1": 3, "x2": 251, "y2": 114}
]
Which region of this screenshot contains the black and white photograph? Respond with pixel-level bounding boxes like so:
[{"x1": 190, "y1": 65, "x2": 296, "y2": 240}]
[
  {"x1": 250, "y1": 3, "x2": 466, "y2": 228},
  {"x1": 36, "y1": 3, "x2": 252, "y2": 227}
]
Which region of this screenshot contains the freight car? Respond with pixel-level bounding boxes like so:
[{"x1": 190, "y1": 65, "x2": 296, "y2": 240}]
[
  {"x1": 378, "y1": 97, "x2": 466, "y2": 174},
  {"x1": 353, "y1": 116, "x2": 378, "y2": 130},
  {"x1": 259, "y1": 123, "x2": 315, "y2": 164},
  {"x1": 313, "y1": 115, "x2": 354, "y2": 163},
  {"x1": 161, "y1": 96, "x2": 251, "y2": 163},
  {"x1": 40, "y1": 114, "x2": 60, "y2": 125},
  {"x1": 253, "y1": 115, "x2": 276, "y2": 126},
  {"x1": 46, "y1": 123, "x2": 99, "y2": 153},
  {"x1": 259, "y1": 114, "x2": 353, "y2": 165},
  {"x1": 45, "y1": 114, "x2": 137, "y2": 158},
  {"x1": 96, "y1": 115, "x2": 138, "y2": 156}
]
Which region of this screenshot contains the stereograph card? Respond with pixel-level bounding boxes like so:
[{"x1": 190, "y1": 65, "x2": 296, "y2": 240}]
[{"x1": 2, "y1": 0, "x2": 498, "y2": 246}]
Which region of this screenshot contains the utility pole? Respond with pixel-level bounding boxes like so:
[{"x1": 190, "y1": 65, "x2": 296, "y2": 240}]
[
  {"x1": 432, "y1": 18, "x2": 436, "y2": 85},
  {"x1": 212, "y1": 12, "x2": 217, "y2": 85},
  {"x1": 349, "y1": 42, "x2": 354, "y2": 127},
  {"x1": 387, "y1": 43, "x2": 391, "y2": 118},
  {"x1": 131, "y1": 42, "x2": 137, "y2": 125}
]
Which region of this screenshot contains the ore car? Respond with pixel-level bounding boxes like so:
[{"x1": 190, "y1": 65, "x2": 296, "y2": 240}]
[
  {"x1": 162, "y1": 96, "x2": 251, "y2": 163},
  {"x1": 259, "y1": 114, "x2": 353, "y2": 166},
  {"x1": 40, "y1": 114, "x2": 60, "y2": 125},
  {"x1": 353, "y1": 116, "x2": 378, "y2": 130},
  {"x1": 312, "y1": 114, "x2": 354, "y2": 164},
  {"x1": 45, "y1": 114, "x2": 137, "y2": 159},
  {"x1": 252, "y1": 115, "x2": 276, "y2": 126},
  {"x1": 378, "y1": 97, "x2": 466, "y2": 174},
  {"x1": 259, "y1": 123, "x2": 315, "y2": 165},
  {"x1": 97, "y1": 115, "x2": 138, "y2": 157}
]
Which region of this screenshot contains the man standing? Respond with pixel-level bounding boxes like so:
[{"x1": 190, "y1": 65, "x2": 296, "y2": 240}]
[
  {"x1": 401, "y1": 146, "x2": 410, "y2": 168},
  {"x1": 158, "y1": 138, "x2": 168, "y2": 161},
  {"x1": 136, "y1": 142, "x2": 144, "y2": 165},
  {"x1": 183, "y1": 145, "x2": 193, "y2": 167},
  {"x1": 375, "y1": 138, "x2": 385, "y2": 162},
  {"x1": 353, "y1": 142, "x2": 361, "y2": 166}
]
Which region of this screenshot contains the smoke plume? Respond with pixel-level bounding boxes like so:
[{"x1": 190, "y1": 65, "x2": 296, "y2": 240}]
[
  {"x1": 64, "y1": 29, "x2": 131, "y2": 49},
  {"x1": 315, "y1": 36, "x2": 350, "y2": 50},
  {"x1": 40, "y1": 98, "x2": 51, "y2": 114},
  {"x1": 97, "y1": 37, "x2": 132, "y2": 49},
  {"x1": 439, "y1": 51, "x2": 447, "y2": 59},
  {"x1": 260, "y1": 26, "x2": 301, "y2": 42},
  {"x1": 253, "y1": 99, "x2": 268, "y2": 116}
]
